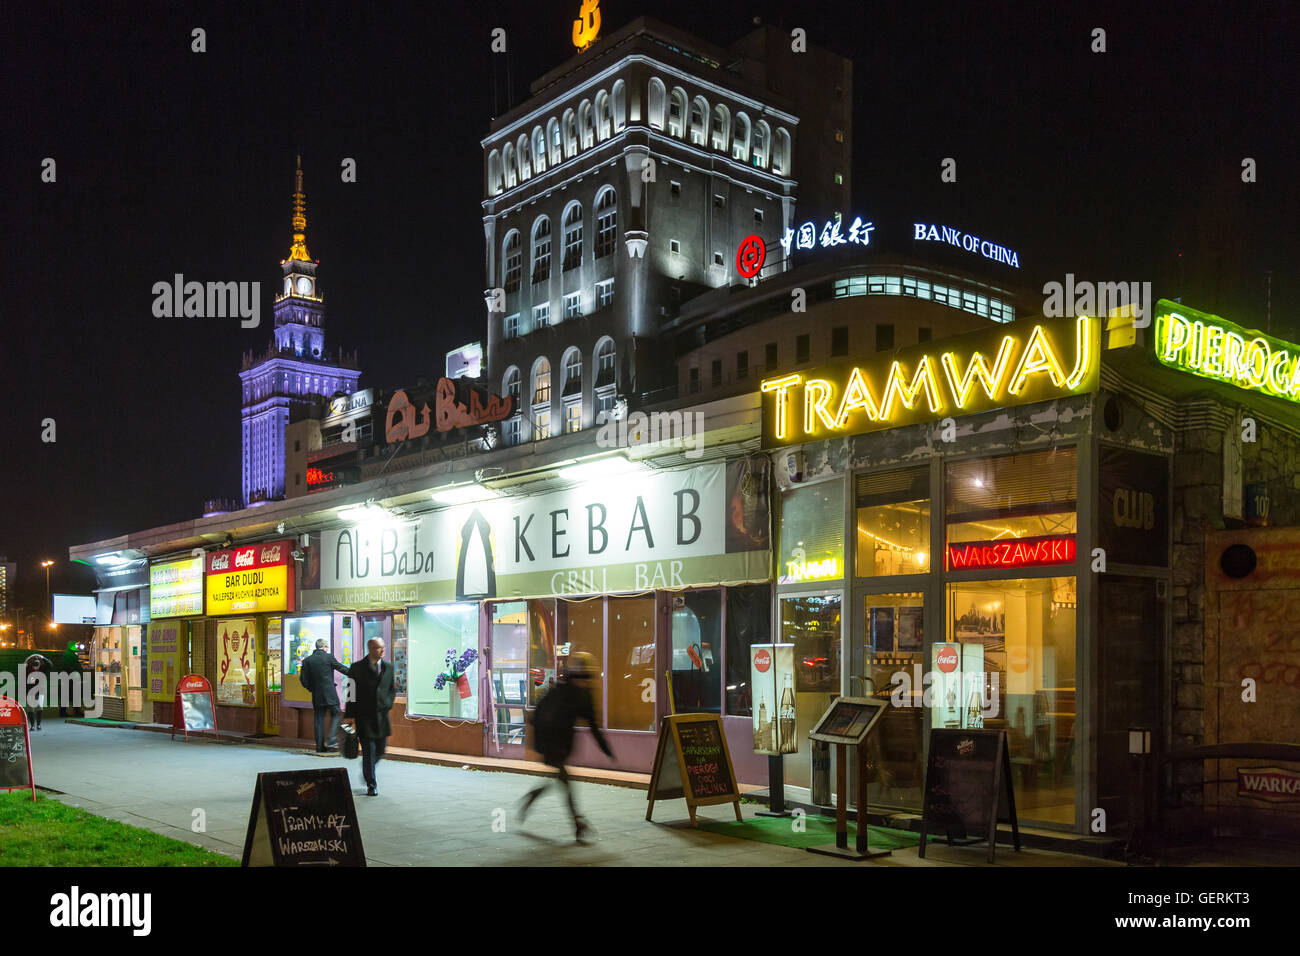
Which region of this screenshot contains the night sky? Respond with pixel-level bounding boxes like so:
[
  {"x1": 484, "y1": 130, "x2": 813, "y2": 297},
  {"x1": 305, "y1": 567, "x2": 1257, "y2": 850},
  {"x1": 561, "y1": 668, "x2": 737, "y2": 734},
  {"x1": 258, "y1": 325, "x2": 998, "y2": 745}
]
[{"x1": 3, "y1": 0, "x2": 1296, "y2": 608}]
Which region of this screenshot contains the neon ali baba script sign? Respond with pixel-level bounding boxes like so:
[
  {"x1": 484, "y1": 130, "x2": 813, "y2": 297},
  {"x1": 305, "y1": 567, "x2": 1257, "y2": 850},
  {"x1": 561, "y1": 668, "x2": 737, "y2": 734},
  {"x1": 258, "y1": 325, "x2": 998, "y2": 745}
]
[
  {"x1": 1154, "y1": 300, "x2": 1300, "y2": 405},
  {"x1": 760, "y1": 315, "x2": 1098, "y2": 447},
  {"x1": 386, "y1": 378, "x2": 514, "y2": 443}
]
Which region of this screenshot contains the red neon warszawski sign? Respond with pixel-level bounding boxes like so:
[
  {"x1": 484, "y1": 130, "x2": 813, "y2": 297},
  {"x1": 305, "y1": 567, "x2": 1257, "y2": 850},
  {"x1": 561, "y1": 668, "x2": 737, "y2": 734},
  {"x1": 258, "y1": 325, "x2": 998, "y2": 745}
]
[{"x1": 947, "y1": 534, "x2": 1076, "y2": 570}]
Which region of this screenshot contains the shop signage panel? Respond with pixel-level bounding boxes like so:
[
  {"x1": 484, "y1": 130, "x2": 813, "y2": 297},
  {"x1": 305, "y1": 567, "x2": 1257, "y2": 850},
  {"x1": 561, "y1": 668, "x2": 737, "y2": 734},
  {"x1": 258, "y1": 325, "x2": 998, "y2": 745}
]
[
  {"x1": 205, "y1": 539, "x2": 296, "y2": 615},
  {"x1": 750, "y1": 644, "x2": 797, "y2": 756},
  {"x1": 1154, "y1": 300, "x2": 1300, "y2": 406},
  {"x1": 149, "y1": 556, "x2": 205, "y2": 619},
  {"x1": 760, "y1": 315, "x2": 1099, "y2": 449},
  {"x1": 146, "y1": 621, "x2": 183, "y2": 702},
  {"x1": 1098, "y1": 446, "x2": 1169, "y2": 567},
  {"x1": 215, "y1": 618, "x2": 258, "y2": 706},
  {"x1": 242, "y1": 768, "x2": 366, "y2": 867},
  {"x1": 310, "y1": 461, "x2": 770, "y2": 607},
  {"x1": 1237, "y1": 766, "x2": 1300, "y2": 803},
  {"x1": 946, "y1": 534, "x2": 1077, "y2": 571}
]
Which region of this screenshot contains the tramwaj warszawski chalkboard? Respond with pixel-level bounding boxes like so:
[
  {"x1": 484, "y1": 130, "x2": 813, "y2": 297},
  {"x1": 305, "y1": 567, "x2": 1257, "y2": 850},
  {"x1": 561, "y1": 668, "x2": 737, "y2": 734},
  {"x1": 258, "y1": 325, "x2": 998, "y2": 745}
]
[
  {"x1": 646, "y1": 714, "x2": 743, "y2": 826},
  {"x1": 242, "y1": 769, "x2": 366, "y2": 867},
  {"x1": 919, "y1": 728, "x2": 1019, "y2": 863}
]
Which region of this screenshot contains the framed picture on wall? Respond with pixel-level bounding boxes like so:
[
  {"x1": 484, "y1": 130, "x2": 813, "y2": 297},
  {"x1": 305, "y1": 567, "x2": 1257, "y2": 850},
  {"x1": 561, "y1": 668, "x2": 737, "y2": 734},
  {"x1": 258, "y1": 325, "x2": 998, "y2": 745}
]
[{"x1": 896, "y1": 606, "x2": 923, "y2": 652}]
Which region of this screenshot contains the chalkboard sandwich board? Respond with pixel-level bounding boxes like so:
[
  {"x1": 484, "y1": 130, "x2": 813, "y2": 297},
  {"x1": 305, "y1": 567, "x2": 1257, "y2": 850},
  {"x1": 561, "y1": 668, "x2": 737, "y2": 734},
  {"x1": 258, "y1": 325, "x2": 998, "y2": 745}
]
[
  {"x1": 918, "y1": 728, "x2": 1020, "y2": 863},
  {"x1": 242, "y1": 768, "x2": 366, "y2": 867},
  {"x1": 646, "y1": 714, "x2": 743, "y2": 826},
  {"x1": 0, "y1": 696, "x2": 35, "y2": 801},
  {"x1": 172, "y1": 674, "x2": 218, "y2": 741}
]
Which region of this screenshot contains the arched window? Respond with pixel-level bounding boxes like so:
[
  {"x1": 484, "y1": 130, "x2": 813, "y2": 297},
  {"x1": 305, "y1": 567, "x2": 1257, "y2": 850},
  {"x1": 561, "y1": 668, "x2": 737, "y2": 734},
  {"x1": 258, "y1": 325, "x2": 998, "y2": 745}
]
[
  {"x1": 611, "y1": 79, "x2": 626, "y2": 132},
  {"x1": 562, "y1": 203, "x2": 583, "y2": 272},
  {"x1": 532, "y1": 358, "x2": 552, "y2": 405},
  {"x1": 594, "y1": 338, "x2": 616, "y2": 386},
  {"x1": 773, "y1": 127, "x2": 792, "y2": 175},
  {"x1": 487, "y1": 149, "x2": 502, "y2": 196},
  {"x1": 502, "y1": 230, "x2": 521, "y2": 292},
  {"x1": 710, "y1": 103, "x2": 730, "y2": 152},
  {"x1": 503, "y1": 367, "x2": 520, "y2": 406},
  {"x1": 502, "y1": 142, "x2": 516, "y2": 188},
  {"x1": 517, "y1": 133, "x2": 531, "y2": 180},
  {"x1": 562, "y1": 109, "x2": 578, "y2": 158},
  {"x1": 532, "y1": 127, "x2": 547, "y2": 173},
  {"x1": 690, "y1": 96, "x2": 709, "y2": 145},
  {"x1": 562, "y1": 347, "x2": 582, "y2": 395},
  {"x1": 594, "y1": 90, "x2": 611, "y2": 142},
  {"x1": 731, "y1": 113, "x2": 751, "y2": 162},
  {"x1": 753, "y1": 120, "x2": 771, "y2": 168},
  {"x1": 547, "y1": 117, "x2": 562, "y2": 167},
  {"x1": 594, "y1": 188, "x2": 617, "y2": 259},
  {"x1": 531, "y1": 217, "x2": 551, "y2": 285},
  {"x1": 647, "y1": 78, "x2": 666, "y2": 131},
  {"x1": 578, "y1": 100, "x2": 594, "y2": 149},
  {"x1": 668, "y1": 87, "x2": 688, "y2": 138}
]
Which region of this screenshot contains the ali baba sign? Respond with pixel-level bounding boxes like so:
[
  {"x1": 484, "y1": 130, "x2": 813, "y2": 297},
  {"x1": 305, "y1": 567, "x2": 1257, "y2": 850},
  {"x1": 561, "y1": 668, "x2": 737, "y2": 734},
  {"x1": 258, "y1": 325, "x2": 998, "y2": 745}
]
[
  {"x1": 385, "y1": 377, "x2": 513, "y2": 444},
  {"x1": 760, "y1": 315, "x2": 1099, "y2": 448}
]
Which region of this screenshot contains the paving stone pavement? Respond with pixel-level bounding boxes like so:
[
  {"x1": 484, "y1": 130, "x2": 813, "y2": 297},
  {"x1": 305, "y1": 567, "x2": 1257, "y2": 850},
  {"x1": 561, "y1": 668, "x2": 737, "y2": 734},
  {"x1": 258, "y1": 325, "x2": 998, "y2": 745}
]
[{"x1": 21, "y1": 719, "x2": 1117, "y2": 867}]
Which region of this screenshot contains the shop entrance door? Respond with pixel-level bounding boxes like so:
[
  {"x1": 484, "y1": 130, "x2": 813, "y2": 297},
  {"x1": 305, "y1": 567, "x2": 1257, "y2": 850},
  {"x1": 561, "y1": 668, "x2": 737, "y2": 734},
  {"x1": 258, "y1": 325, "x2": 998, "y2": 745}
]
[
  {"x1": 777, "y1": 591, "x2": 843, "y2": 793},
  {"x1": 1097, "y1": 575, "x2": 1165, "y2": 828},
  {"x1": 851, "y1": 588, "x2": 927, "y2": 810},
  {"x1": 488, "y1": 601, "x2": 545, "y2": 757}
]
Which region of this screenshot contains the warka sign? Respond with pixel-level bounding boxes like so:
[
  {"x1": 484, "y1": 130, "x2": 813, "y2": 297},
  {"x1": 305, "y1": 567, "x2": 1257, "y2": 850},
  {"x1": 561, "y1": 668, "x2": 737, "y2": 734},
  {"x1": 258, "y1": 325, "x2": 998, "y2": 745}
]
[{"x1": 759, "y1": 315, "x2": 1099, "y2": 448}]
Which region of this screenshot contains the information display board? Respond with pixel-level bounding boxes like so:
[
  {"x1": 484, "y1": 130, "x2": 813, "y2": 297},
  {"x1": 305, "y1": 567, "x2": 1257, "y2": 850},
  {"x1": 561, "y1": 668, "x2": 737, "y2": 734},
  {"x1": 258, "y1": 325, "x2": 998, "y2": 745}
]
[
  {"x1": 242, "y1": 768, "x2": 366, "y2": 867},
  {"x1": 918, "y1": 728, "x2": 1020, "y2": 862},
  {"x1": 0, "y1": 696, "x2": 35, "y2": 800},
  {"x1": 646, "y1": 713, "x2": 742, "y2": 825},
  {"x1": 171, "y1": 674, "x2": 218, "y2": 741},
  {"x1": 808, "y1": 696, "x2": 887, "y2": 746}
]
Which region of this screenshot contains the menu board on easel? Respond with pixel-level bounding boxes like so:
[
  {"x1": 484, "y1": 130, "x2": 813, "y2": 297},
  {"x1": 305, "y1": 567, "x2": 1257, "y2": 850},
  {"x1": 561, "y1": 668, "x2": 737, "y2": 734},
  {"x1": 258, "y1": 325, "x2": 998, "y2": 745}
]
[
  {"x1": 646, "y1": 714, "x2": 742, "y2": 826},
  {"x1": 919, "y1": 728, "x2": 1020, "y2": 863},
  {"x1": 0, "y1": 697, "x2": 35, "y2": 800}
]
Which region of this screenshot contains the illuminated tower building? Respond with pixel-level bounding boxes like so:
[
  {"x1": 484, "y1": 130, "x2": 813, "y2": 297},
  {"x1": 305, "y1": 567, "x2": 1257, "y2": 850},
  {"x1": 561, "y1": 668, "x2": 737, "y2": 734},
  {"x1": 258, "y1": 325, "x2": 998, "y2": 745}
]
[
  {"x1": 239, "y1": 159, "x2": 361, "y2": 506},
  {"x1": 481, "y1": 16, "x2": 850, "y2": 446}
]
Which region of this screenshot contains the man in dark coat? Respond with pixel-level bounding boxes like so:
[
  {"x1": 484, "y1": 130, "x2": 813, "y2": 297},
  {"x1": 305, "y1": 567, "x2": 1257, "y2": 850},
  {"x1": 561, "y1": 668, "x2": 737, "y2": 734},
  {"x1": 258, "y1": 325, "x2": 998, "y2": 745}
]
[
  {"x1": 298, "y1": 639, "x2": 349, "y2": 752},
  {"x1": 518, "y1": 652, "x2": 612, "y2": 842},
  {"x1": 342, "y1": 637, "x2": 395, "y2": 796}
]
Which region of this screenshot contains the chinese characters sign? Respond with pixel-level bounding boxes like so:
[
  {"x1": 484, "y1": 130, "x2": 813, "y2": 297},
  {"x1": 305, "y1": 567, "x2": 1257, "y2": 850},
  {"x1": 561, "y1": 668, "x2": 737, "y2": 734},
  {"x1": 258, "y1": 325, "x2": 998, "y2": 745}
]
[{"x1": 780, "y1": 215, "x2": 875, "y2": 255}]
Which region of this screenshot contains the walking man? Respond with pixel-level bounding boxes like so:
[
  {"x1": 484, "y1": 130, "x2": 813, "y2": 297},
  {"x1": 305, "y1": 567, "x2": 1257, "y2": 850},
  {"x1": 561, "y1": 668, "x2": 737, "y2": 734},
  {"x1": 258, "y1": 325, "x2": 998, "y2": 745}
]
[
  {"x1": 342, "y1": 637, "x2": 395, "y2": 796},
  {"x1": 519, "y1": 652, "x2": 613, "y2": 842},
  {"x1": 299, "y1": 638, "x2": 349, "y2": 752}
]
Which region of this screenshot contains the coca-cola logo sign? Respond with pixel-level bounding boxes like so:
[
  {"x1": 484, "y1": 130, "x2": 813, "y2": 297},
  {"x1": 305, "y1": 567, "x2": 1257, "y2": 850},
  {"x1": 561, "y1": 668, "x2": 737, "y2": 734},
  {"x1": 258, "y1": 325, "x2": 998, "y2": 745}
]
[
  {"x1": 234, "y1": 548, "x2": 256, "y2": 568},
  {"x1": 260, "y1": 543, "x2": 284, "y2": 564},
  {"x1": 754, "y1": 649, "x2": 771, "y2": 673},
  {"x1": 936, "y1": 645, "x2": 959, "y2": 673},
  {"x1": 208, "y1": 553, "x2": 231, "y2": 572}
]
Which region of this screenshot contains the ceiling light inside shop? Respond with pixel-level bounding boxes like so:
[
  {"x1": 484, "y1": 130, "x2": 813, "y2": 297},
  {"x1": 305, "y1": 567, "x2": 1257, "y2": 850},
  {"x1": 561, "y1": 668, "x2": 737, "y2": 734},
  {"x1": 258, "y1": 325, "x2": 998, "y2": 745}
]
[
  {"x1": 555, "y1": 457, "x2": 639, "y2": 483},
  {"x1": 337, "y1": 501, "x2": 405, "y2": 524},
  {"x1": 431, "y1": 485, "x2": 501, "y2": 505}
]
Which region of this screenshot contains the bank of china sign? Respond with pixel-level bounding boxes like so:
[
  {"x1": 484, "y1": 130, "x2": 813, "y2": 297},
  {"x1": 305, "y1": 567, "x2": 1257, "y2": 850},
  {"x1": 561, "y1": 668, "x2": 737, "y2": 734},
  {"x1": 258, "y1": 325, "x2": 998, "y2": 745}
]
[
  {"x1": 760, "y1": 315, "x2": 1099, "y2": 448},
  {"x1": 308, "y1": 462, "x2": 769, "y2": 607},
  {"x1": 1154, "y1": 300, "x2": 1300, "y2": 405}
]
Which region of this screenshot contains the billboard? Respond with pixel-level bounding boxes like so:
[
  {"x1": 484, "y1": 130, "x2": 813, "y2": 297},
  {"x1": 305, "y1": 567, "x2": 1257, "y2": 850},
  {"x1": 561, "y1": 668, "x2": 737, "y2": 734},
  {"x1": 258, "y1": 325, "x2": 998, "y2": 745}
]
[
  {"x1": 206, "y1": 540, "x2": 296, "y2": 615},
  {"x1": 149, "y1": 556, "x2": 205, "y2": 619}
]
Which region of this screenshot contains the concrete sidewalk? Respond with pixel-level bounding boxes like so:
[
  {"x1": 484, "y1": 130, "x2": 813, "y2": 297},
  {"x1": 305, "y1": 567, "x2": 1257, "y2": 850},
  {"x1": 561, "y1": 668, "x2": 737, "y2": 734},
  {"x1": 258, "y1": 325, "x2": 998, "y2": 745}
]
[{"x1": 27, "y1": 719, "x2": 1120, "y2": 867}]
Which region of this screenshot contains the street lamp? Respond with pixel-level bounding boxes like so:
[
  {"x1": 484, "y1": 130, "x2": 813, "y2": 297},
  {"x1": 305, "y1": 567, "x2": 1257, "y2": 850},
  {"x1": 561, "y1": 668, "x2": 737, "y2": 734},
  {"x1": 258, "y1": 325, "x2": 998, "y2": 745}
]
[{"x1": 40, "y1": 560, "x2": 54, "y2": 615}]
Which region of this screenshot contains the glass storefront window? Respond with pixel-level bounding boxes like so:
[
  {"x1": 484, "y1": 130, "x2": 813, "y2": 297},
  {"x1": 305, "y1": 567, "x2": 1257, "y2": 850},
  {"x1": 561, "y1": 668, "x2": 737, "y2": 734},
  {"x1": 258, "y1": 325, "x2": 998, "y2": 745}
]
[
  {"x1": 670, "y1": 591, "x2": 720, "y2": 715},
  {"x1": 407, "y1": 603, "x2": 479, "y2": 719},
  {"x1": 528, "y1": 600, "x2": 557, "y2": 706},
  {"x1": 778, "y1": 480, "x2": 844, "y2": 585},
  {"x1": 285, "y1": 614, "x2": 332, "y2": 681},
  {"x1": 561, "y1": 599, "x2": 605, "y2": 710},
  {"x1": 859, "y1": 593, "x2": 925, "y2": 809},
  {"x1": 490, "y1": 603, "x2": 530, "y2": 746},
  {"x1": 391, "y1": 612, "x2": 408, "y2": 697},
  {"x1": 725, "y1": 584, "x2": 770, "y2": 716},
  {"x1": 855, "y1": 467, "x2": 930, "y2": 576},
  {"x1": 779, "y1": 594, "x2": 841, "y2": 787},
  {"x1": 946, "y1": 576, "x2": 1077, "y2": 826},
  {"x1": 607, "y1": 597, "x2": 656, "y2": 731},
  {"x1": 945, "y1": 448, "x2": 1078, "y2": 555},
  {"x1": 266, "y1": 618, "x2": 282, "y2": 693}
]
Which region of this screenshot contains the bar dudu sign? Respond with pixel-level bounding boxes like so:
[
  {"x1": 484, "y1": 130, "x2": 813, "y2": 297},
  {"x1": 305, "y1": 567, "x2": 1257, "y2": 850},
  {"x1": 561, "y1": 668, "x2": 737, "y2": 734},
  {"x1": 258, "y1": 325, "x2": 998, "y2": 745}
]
[
  {"x1": 760, "y1": 315, "x2": 1099, "y2": 448},
  {"x1": 206, "y1": 539, "x2": 296, "y2": 615}
]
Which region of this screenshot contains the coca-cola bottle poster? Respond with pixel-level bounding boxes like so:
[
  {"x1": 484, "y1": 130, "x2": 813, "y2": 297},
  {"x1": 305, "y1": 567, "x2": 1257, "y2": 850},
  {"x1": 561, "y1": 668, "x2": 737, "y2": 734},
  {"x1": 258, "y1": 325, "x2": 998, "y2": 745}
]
[{"x1": 750, "y1": 643, "x2": 797, "y2": 755}]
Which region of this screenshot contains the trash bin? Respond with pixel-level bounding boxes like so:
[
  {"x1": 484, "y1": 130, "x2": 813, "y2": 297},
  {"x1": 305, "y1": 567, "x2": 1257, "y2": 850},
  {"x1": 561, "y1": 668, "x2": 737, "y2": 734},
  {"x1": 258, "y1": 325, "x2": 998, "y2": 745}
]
[{"x1": 811, "y1": 739, "x2": 831, "y2": 806}]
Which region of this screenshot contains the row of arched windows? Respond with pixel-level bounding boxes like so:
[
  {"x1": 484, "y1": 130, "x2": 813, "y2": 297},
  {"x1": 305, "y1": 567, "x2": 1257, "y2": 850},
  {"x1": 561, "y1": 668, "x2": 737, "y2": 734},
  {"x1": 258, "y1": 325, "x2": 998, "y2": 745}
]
[
  {"x1": 486, "y1": 76, "x2": 792, "y2": 197},
  {"x1": 501, "y1": 188, "x2": 617, "y2": 290},
  {"x1": 501, "y1": 339, "x2": 617, "y2": 444},
  {"x1": 488, "y1": 81, "x2": 628, "y2": 196}
]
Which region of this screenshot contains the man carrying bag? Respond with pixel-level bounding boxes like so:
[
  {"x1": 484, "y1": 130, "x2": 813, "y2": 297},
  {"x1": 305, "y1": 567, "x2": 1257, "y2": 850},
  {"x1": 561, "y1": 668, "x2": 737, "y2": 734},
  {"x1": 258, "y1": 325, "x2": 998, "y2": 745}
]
[{"x1": 341, "y1": 638, "x2": 395, "y2": 796}]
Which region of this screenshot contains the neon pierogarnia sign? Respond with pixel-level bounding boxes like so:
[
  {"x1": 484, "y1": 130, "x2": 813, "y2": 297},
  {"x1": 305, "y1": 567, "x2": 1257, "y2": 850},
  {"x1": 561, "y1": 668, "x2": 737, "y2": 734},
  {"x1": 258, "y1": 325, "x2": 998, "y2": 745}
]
[
  {"x1": 1154, "y1": 300, "x2": 1300, "y2": 405},
  {"x1": 759, "y1": 315, "x2": 1099, "y2": 448}
]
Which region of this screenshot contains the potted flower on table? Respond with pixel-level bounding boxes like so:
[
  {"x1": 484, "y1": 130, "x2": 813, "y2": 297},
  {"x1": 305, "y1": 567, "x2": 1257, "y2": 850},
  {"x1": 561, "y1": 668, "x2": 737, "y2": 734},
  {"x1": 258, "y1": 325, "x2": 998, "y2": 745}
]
[{"x1": 434, "y1": 648, "x2": 478, "y2": 708}]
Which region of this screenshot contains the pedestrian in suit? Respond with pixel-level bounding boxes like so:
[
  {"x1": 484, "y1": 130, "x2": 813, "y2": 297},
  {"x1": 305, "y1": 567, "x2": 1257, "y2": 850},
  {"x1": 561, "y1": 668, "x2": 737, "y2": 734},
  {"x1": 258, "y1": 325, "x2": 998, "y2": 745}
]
[
  {"x1": 342, "y1": 638, "x2": 395, "y2": 796},
  {"x1": 299, "y1": 639, "x2": 349, "y2": 752}
]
